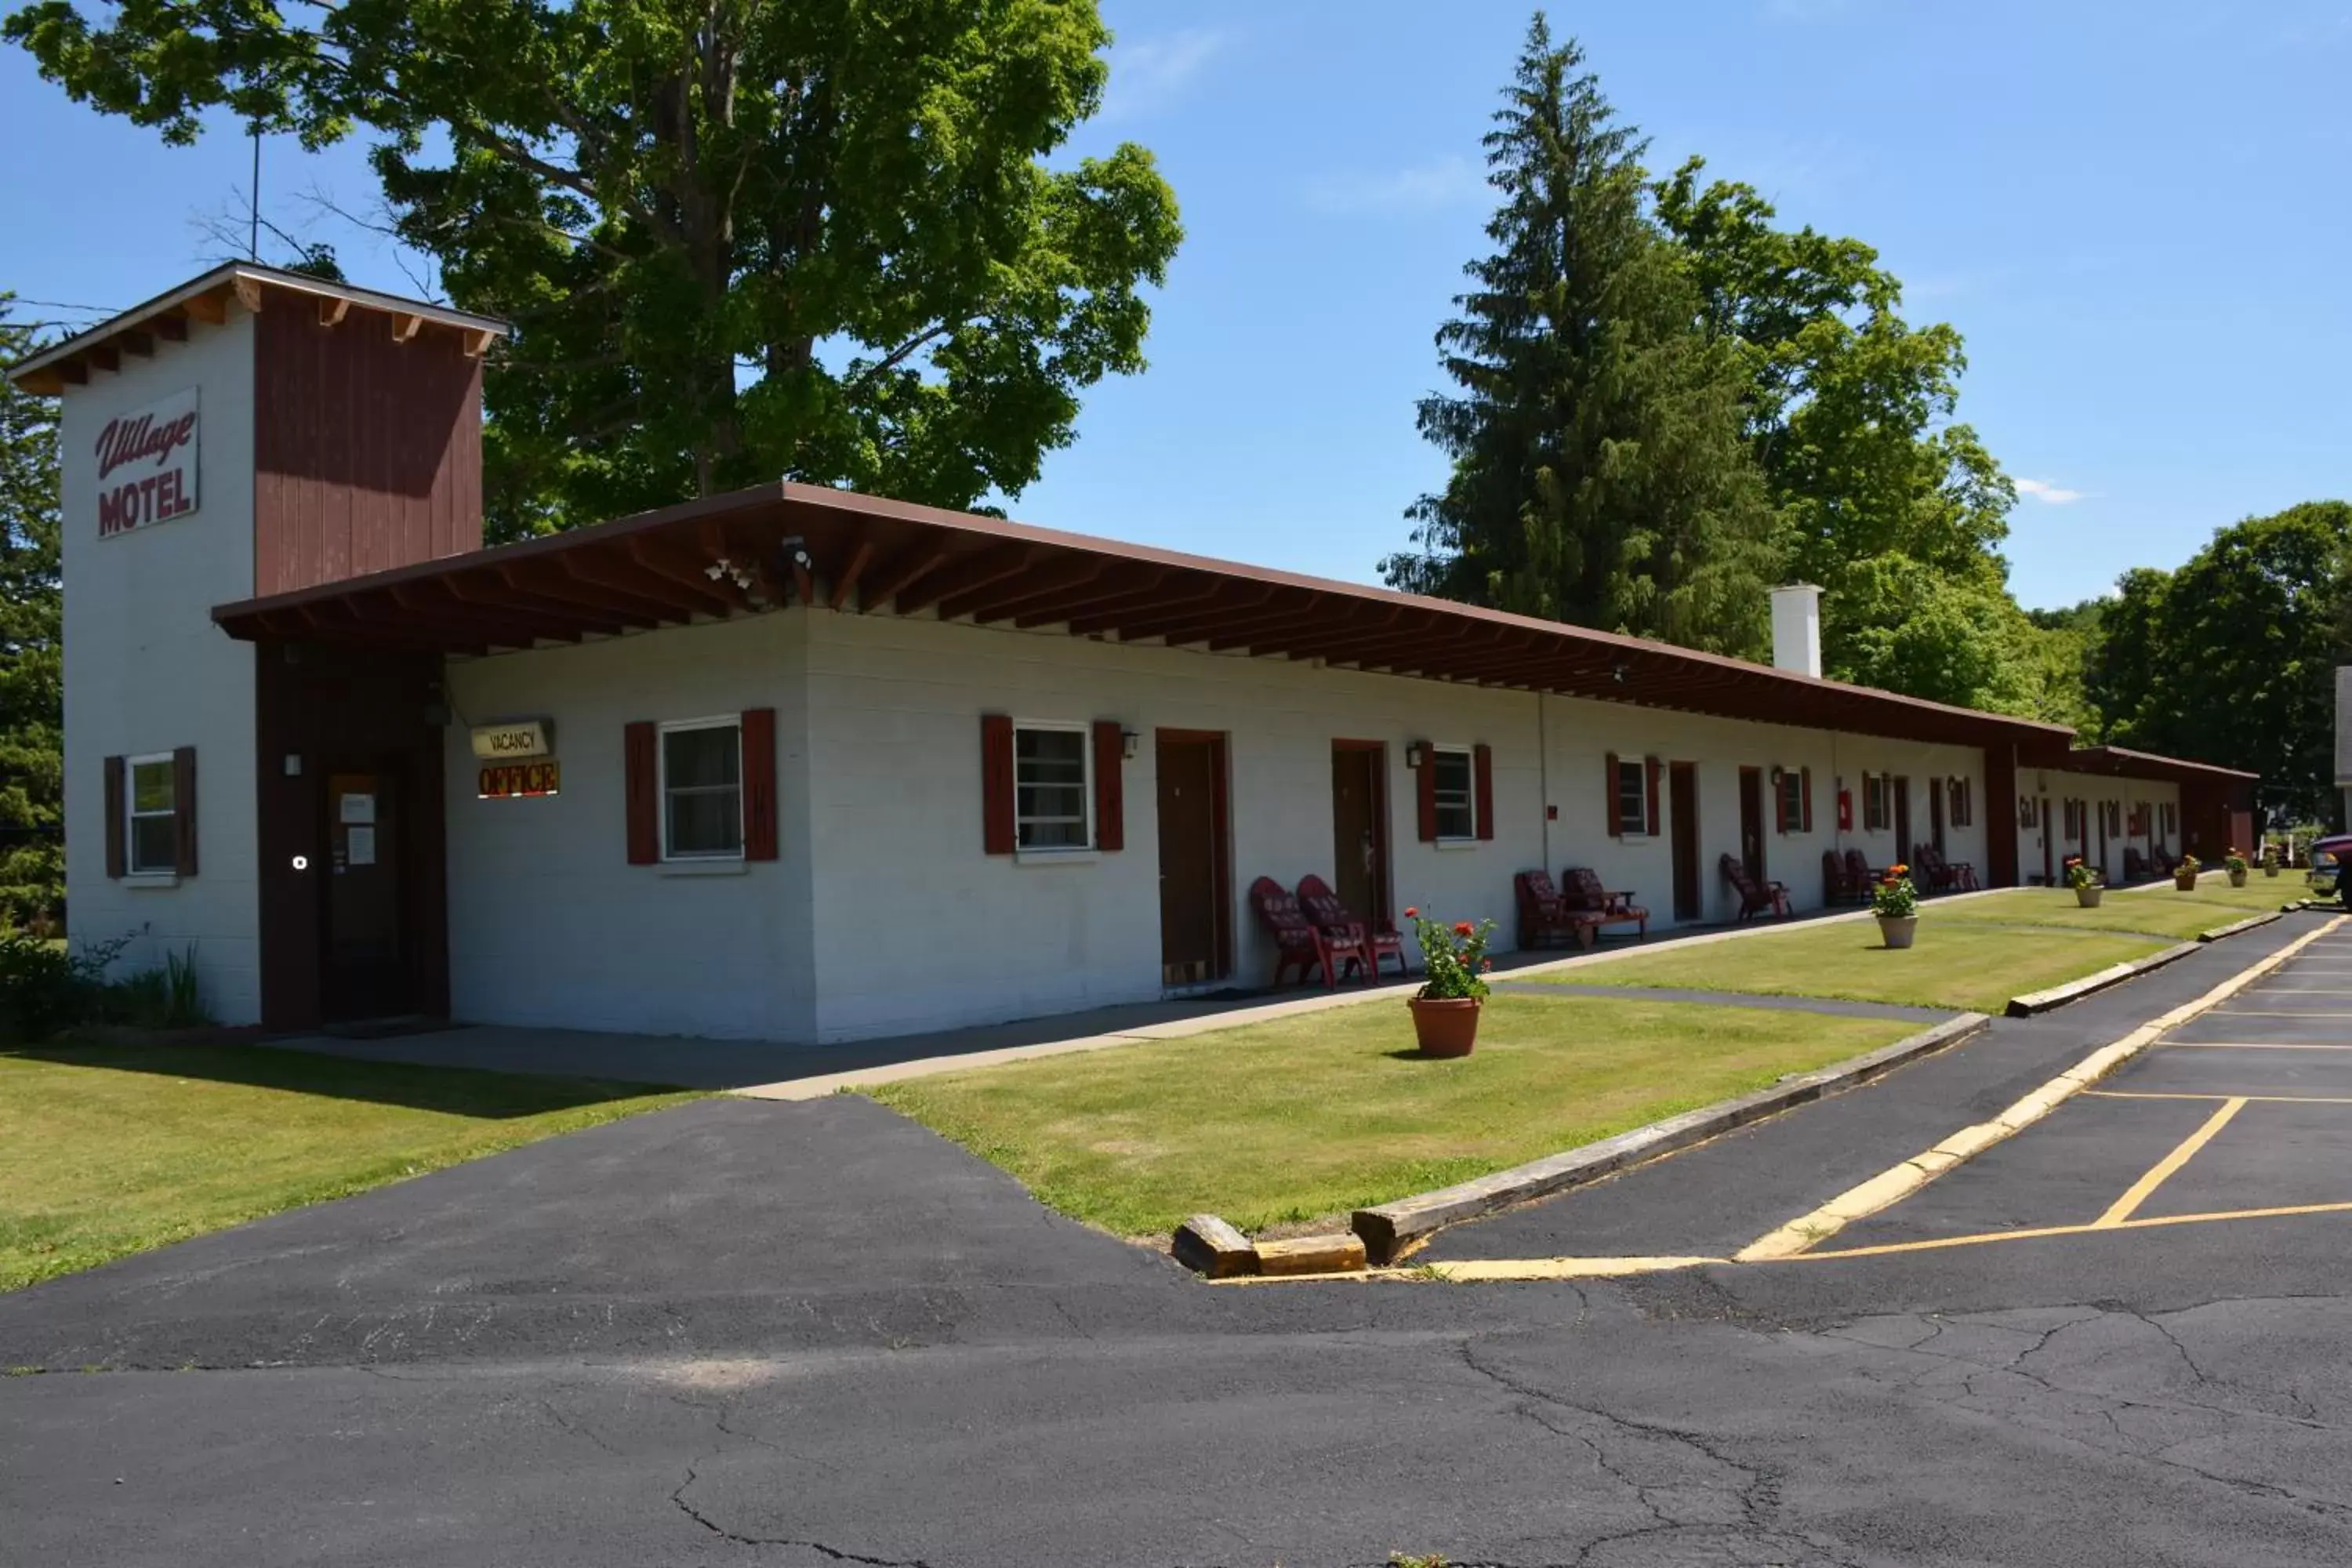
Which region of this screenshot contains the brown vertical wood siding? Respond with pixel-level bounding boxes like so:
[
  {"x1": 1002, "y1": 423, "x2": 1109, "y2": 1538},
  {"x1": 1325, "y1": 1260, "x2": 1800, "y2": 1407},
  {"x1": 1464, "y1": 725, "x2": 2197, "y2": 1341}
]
[{"x1": 253, "y1": 305, "x2": 485, "y2": 596}]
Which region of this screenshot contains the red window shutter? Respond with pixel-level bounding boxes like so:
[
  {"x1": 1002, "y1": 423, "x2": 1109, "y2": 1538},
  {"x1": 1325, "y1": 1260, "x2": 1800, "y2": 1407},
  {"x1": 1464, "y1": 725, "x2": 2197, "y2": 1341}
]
[
  {"x1": 172, "y1": 745, "x2": 198, "y2": 877},
  {"x1": 1604, "y1": 752, "x2": 1621, "y2": 837},
  {"x1": 741, "y1": 708, "x2": 778, "y2": 861},
  {"x1": 1092, "y1": 720, "x2": 1125, "y2": 852},
  {"x1": 103, "y1": 754, "x2": 125, "y2": 879},
  {"x1": 982, "y1": 713, "x2": 1015, "y2": 855},
  {"x1": 1645, "y1": 756, "x2": 1662, "y2": 837},
  {"x1": 1801, "y1": 767, "x2": 1814, "y2": 834},
  {"x1": 1472, "y1": 744, "x2": 1494, "y2": 840},
  {"x1": 1416, "y1": 747, "x2": 1438, "y2": 842},
  {"x1": 624, "y1": 721, "x2": 658, "y2": 864}
]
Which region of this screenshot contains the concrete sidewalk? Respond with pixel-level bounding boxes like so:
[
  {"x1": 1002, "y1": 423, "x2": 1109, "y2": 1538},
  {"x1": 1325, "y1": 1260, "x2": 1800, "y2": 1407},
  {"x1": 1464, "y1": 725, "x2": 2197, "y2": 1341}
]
[{"x1": 257, "y1": 889, "x2": 2009, "y2": 1095}]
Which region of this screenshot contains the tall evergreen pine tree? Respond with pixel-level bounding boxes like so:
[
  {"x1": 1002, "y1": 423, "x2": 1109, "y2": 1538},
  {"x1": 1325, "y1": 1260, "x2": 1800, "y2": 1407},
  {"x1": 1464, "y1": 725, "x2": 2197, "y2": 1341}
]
[
  {"x1": 0, "y1": 296, "x2": 62, "y2": 922},
  {"x1": 1386, "y1": 16, "x2": 1777, "y2": 657}
]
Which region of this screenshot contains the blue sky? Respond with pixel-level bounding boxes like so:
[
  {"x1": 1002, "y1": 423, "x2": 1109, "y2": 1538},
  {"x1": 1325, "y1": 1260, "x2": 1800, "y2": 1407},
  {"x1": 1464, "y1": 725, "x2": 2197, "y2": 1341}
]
[{"x1": 5, "y1": 0, "x2": 2347, "y2": 608}]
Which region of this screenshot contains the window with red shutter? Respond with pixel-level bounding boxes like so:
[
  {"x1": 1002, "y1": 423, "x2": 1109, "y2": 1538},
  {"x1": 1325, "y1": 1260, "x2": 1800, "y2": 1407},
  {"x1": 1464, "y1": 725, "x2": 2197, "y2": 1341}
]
[
  {"x1": 1472, "y1": 743, "x2": 1494, "y2": 840},
  {"x1": 1092, "y1": 720, "x2": 1125, "y2": 852},
  {"x1": 1604, "y1": 752, "x2": 1621, "y2": 837},
  {"x1": 1416, "y1": 746, "x2": 1439, "y2": 842},
  {"x1": 103, "y1": 754, "x2": 126, "y2": 880},
  {"x1": 981, "y1": 713, "x2": 1015, "y2": 854},
  {"x1": 741, "y1": 709, "x2": 778, "y2": 861},
  {"x1": 623, "y1": 722, "x2": 658, "y2": 864},
  {"x1": 172, "y1": 746, "x2": 198, "y2": 877}
]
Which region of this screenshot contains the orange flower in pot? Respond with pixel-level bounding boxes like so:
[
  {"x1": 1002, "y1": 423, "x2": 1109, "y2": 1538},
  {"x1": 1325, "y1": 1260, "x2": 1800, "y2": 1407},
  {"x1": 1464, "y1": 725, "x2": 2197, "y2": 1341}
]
[{"x1": 1404, "y1": 906, "x2": 1497, "y2": 1057}]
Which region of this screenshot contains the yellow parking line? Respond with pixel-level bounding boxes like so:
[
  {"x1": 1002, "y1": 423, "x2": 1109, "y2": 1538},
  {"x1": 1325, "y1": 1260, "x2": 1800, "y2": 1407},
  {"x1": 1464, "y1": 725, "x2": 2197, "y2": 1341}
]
[
  {"x1": 2092, "y1": 1097, "x2": 2245, "y2": 1227},
  {"x1": 2088, "y1": 1090, "x2": 2352, "y2": 1103},
  {"x1": 1731, "y1": 916, "x2": 2349, "y2": 1262},
  {"x1": 2157, "y1": 1040, "x2": 2352, "y2": 1050},
  {"x1": 2211, "y1": 1010, "x2": 2352, "y2": 1018},
  {"x1": 1794, "y1": 1200, "x2": 2352, "y2": 1263}
]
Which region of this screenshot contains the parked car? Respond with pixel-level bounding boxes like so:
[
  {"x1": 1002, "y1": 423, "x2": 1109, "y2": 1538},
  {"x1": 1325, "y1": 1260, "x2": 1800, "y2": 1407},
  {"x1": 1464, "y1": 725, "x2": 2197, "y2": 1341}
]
[{"x1": 2310, "y1": 834, "x2": 2352, "y2": 905}]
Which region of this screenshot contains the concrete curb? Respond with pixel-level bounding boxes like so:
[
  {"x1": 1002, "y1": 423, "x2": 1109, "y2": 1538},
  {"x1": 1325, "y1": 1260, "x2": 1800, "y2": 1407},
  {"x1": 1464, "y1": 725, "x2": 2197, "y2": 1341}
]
[
  {"x1": 2004, "y1": 906, "x2": 2298, "y2": 1018},
  {"x1": 2199, "y1": 911, "x2": 2282, "y2": 942},
  {"x1": 1347, "y1": 1011, "x2": 1989, "y2": 1265},
  {"x1": 2005, "y1": 942, "x2": 2202, "y2": 1017},
  {"x1": 1737, "y1": 913, "x2": 2351, "y2": 1262}
]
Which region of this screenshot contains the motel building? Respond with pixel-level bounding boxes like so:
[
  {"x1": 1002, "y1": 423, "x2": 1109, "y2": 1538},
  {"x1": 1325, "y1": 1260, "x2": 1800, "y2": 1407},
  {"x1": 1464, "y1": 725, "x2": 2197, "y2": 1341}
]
[{"x1": 8, "y1": 266, "x2": 2259, "y2": 1046}]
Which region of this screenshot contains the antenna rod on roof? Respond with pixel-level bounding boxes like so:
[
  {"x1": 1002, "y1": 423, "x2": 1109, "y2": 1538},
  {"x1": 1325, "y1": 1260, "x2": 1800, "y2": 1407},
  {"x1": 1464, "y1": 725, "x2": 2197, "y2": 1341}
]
[{"x1": 249, "y1": 125, "x2": 260, "y2": 260}]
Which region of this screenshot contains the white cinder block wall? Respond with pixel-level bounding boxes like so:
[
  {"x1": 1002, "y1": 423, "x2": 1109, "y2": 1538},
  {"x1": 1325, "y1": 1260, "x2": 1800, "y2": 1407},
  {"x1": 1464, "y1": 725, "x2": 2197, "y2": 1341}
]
[
  {"x1": 2024, "y1": 770, "x2": 2183, "y2": 884},
  {"x1": 441, "y1": 613, "x2": 819, "y2": 1040},
  {"x1": 59, "y1": 308, "x2": 263, "y2": 1021},
  {"x1": 441, "y1": 604, "x2": 2002, "y2": 1044}
]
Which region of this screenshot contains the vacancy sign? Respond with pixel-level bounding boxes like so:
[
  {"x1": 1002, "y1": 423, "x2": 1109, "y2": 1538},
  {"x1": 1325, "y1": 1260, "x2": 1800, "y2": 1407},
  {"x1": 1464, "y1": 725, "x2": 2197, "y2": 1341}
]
[{"x1": 94, "y1": 388, "x2": 200, "y2": 539}]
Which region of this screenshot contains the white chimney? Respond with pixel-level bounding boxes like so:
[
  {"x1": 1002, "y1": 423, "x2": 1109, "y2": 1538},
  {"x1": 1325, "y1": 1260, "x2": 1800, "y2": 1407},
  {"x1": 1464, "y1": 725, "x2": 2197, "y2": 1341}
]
[{"x1": 1771, "y1": 583, "x2": 1823, "y2": 680}]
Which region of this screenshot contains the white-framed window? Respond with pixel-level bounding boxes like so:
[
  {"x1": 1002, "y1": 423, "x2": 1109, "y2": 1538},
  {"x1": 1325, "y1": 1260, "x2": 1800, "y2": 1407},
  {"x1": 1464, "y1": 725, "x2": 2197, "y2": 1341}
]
[
  {"x1": 126, "y1": 752, "x2": 178, "y2": 874},
  {"x1": 1949, "y1": 777, "x2": 1973, "y2": 828},
  {"x1": 1014, "y1": 722, "x2": 1092, "y2": 851},
  {"x1": 1863, "y1": 773, "x2": 1891, "y2": 833},
  {"x1": 1615, "y1": 757, "x2": 1650, "y2": 837},
  {"x1": 659, "y1": 717, "x2": 744, "y2": 860},
  {"x1": 1431, "y1": 745, "x2": 1476, "y2": 840}
]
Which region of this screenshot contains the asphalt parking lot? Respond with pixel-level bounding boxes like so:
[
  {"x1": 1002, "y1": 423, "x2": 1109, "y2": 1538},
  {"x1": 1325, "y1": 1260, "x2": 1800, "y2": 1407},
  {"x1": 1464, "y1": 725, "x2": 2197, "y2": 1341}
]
[{"x1": 1814, "y1": 916, "x2": 2352, "y2": 1261}]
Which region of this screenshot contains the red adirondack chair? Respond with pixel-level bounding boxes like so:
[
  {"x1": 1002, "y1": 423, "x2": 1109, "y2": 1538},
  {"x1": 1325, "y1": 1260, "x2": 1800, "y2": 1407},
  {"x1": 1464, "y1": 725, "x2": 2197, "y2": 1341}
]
[
  {"x1": 1515, "y1": 870, "x2": 1599, "y2": 950},
  {"x1": 1249, "y1": 876, "x2": 1369, "y2": 989},
  {"x1": 1296, "y1": 873, "x2": 1406, "y2": 980},
  {"x1": 1722, "y1": 854, "x2": 1791, "y2": 920},
  {"x1": 1843, "y1": 848, "x2": 1882, "y2": 895},
  {"x1": 1824, "y1": 849, "x2": 1863, "y2": 907},
  {"x1": 1559, "y1": 866, "x2": 1648, "y2": 938}
]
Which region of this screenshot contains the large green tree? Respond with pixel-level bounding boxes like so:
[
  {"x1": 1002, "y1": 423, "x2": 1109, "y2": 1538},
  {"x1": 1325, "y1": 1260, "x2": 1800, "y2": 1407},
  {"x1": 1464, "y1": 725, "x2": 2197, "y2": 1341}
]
[
  {"x1": 2090, "y1": 504, "x2": 2352, "y2": 823},
  {"x1": 7, "y1": 0, "x2": 1183, "y2": 539},
  {"x1": 1653, "y1": 157, "x2": 2061, "y2": 713},
  {"x1": 1385, "y1": 15, "x2": 1777, "y2": 657},
  {"x1": 0, "y1": 297, "x2": 62, "y2": 924}
]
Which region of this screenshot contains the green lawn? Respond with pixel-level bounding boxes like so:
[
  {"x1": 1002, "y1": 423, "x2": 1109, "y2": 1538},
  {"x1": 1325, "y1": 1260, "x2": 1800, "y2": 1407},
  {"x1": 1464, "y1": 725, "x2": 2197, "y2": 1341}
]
[
  {"x1": 1934, "y1": 879, "x2": 2293, "y2": 940},
  {"x1": 0, "y1": 1041, "x2": 694, "y2": 1292},
  {"x1": 869, "y1": 993, "x2": 1912, "y2": 1236},
  {"x1": 1541, "y1": 920, "x2": 2171, "y2": 1014}
]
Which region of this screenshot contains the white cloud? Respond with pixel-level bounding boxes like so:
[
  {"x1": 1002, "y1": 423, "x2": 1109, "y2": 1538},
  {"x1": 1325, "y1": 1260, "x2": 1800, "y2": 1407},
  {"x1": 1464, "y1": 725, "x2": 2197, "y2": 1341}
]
[
  {"x1": 1306, "y1": 154, "x2": 1490, "y2": 216},
  {"x1": 2016, "y1": 477, "x2": 2089, "y2": 505},
  {"x1": 1101, "y1": 29, "x2": 1224, "y2": 122}
]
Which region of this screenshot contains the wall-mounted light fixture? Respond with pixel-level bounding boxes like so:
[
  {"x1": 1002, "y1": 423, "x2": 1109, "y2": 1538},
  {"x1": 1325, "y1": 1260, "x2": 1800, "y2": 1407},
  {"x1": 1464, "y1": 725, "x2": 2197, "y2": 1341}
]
[
  {"x1": 1611, "y1": 662, "x2": 1631, "y2": 685},
  {"x1": 1406, "y1": 741, "x2": 1428, "y2": 769},
  {"x1": 1121, "y1": 728, "x2": 1140, "y2": 760}
]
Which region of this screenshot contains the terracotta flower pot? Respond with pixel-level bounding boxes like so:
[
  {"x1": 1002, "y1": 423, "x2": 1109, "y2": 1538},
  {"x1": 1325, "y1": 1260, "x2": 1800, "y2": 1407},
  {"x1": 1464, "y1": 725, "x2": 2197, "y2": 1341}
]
[
  {"x1": 2229, "y1": 869, "x2": 2249, "y2": 887},
  {"x1": 1408, "y1": 996, "x2": 1482, "y2": 1057},
  {"x1": 1876, "y1": 914, "x2": 1918, "y2": 950},
  {"x1": 2265, "y1": 864, "x2": 2281, "y2": 878},
  {"x1": 2175, "y1": 872, "x2": 2198, "y2": 891},
  {"x1": 2075, "y1": 885, "x2": 2103, "y2": 908}
]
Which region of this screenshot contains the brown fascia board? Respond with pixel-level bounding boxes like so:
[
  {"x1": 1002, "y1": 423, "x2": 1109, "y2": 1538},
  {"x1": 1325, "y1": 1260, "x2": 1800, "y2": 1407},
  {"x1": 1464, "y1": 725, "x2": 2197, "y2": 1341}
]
[
  {"x1": 6, "y1": 261, "x2": 513, "y2": 391},
  {"x1": 213, "y1": 476, "x2": 2080, "y2": 752}
]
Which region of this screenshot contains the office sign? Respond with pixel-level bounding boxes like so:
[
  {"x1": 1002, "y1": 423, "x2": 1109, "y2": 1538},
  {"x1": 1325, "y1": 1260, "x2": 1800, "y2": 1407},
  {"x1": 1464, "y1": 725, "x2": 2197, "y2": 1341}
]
[
  {"x1": 94, "y1": 388, "x2": 200, "y2": 538},
  {"x1": 479, "y1": 761, "x2": 561, "y2": 799}
]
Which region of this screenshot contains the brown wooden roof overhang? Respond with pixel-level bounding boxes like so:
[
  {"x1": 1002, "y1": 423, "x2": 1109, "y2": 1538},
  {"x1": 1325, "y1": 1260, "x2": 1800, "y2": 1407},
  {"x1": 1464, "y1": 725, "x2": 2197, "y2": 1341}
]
[
  {"x1": 6, "y1": 263, "x2": 510, "y2": 395},
  {"x1": 215, "y1": 481, "x2": 2084, "y2": 751},
  {"x1": 2017, "y1": 743, "x2": 2259, "y2": 787}
]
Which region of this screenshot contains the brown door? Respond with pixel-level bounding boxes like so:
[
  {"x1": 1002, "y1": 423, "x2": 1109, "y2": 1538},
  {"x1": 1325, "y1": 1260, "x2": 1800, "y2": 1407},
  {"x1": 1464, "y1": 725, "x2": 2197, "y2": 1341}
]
[
  {"x1": 1929, "y1": 778, "x2": 1947, "y2": 856},
  {"x1": 2040, "y1": 797, "x2": 2054, "y2": 885},
  {"x1": 1670, "y1": 762, "x2": 1701, "y2": 921},
  {"x1": 1893, "y1": 776, "x2": 1912, "y2": 864},
  {"x1": 1737, "y1": 767, "x2": 1766, "y2": 884},
  {"x1": 1330, "y1": 743, "x2": 1389, "y2": 928},
  {"x1": 323, "y1": 768, "x2": 408, "y2": 1021},
  {"x1": 1156, "y1": 732, "x2": 1230, "y2": 987},
  {"x1": 2099, "y1": 801, "x2": 2111, "y2": 877}
]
